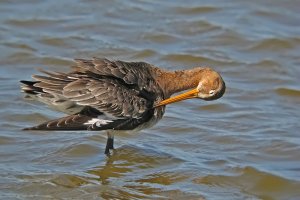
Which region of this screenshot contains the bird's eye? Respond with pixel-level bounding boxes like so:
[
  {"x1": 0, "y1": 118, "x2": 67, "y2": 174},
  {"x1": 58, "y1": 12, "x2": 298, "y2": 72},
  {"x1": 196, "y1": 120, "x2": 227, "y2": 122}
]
[{"x1": 209, "y1": 90, "x2": 215, "y2": 95}]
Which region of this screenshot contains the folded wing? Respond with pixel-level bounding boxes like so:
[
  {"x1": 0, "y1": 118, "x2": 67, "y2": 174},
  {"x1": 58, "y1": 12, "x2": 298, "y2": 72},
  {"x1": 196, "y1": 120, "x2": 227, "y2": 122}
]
[{"x1": 21, "y1": 58, "x2": 163, "y2": 131}]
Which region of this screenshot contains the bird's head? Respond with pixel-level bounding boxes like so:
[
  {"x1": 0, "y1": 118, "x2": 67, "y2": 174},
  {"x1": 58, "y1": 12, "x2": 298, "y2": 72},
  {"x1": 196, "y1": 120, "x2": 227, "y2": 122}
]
[
  {"x1": 155, "y1": 68, "x2": 226, "y2": 107},
  {"x1": 195, "y1": 69, "x2": 226, "y2": 101}
]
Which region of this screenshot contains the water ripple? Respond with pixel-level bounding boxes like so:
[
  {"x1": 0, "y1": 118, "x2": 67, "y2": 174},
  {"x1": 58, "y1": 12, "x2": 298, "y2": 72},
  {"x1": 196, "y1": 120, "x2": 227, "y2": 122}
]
[{"x1": 1, "y1": 0, "x2": 300, "y2": 199}]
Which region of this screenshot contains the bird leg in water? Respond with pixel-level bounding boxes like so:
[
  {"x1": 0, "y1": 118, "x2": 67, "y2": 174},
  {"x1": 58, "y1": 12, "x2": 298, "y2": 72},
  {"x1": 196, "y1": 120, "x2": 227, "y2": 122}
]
[{"x1": 105, "y1": 131, "x2": 114, "y2": 155}]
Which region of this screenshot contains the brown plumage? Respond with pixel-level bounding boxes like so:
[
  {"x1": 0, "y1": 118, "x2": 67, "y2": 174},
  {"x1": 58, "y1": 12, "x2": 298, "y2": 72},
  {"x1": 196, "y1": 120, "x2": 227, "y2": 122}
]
[{"x1": 20, "y1": 58, "x2": 225, "y2": 154}]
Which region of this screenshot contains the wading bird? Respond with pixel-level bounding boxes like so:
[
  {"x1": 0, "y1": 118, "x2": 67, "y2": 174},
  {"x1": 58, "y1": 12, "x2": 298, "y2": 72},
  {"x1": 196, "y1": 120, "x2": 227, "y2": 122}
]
[{"x1": 21, "y1": 58, "x2": 225, "y2": 155}]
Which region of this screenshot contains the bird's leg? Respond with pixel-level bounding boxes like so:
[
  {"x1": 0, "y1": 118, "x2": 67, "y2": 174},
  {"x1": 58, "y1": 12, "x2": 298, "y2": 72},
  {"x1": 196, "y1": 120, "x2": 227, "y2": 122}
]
[{"x1": 104, "y1": 131, "x2": 114, "y2": 155}]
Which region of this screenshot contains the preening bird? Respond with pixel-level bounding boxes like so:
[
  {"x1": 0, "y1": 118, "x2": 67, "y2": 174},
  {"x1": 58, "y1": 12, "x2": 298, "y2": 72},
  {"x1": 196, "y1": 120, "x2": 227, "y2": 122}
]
[{"x1": 20, "y1": 58, "x2": 225, "y2": 154}]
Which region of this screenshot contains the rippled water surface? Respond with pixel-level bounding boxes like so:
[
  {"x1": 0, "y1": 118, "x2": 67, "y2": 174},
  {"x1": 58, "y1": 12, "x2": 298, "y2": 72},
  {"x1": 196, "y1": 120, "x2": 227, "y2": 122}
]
[{"x1": 1, "y1": 0, "x2": 300, "y2": 199}]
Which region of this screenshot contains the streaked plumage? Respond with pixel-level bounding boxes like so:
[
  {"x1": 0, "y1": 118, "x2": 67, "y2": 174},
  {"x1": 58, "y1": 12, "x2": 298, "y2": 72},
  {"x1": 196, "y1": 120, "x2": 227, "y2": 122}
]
[{"x1": 20, "y1": 58, "x2": 225, "y2": 154}]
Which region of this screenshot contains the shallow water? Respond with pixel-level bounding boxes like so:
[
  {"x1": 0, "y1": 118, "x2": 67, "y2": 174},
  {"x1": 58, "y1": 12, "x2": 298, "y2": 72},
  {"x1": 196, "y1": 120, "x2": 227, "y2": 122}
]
[{"x1": 1, "y1": 0, "x2": 300, "y2": 199}]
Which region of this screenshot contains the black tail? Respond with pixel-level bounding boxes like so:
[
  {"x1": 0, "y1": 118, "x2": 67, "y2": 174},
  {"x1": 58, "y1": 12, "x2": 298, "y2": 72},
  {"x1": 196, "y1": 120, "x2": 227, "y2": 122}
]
[{"x1": 20, "y1": 80, "x2": 43, "y2": 95}]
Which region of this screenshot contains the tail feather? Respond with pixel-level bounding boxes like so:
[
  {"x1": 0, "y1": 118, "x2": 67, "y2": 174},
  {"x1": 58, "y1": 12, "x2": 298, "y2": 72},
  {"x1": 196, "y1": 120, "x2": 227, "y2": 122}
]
[
  {"x1": 20, "y1": 80, "x2": 43, "y2": 94},
  {"x1": 20, "y1": 79, "x2": 85, "y2": 115}
]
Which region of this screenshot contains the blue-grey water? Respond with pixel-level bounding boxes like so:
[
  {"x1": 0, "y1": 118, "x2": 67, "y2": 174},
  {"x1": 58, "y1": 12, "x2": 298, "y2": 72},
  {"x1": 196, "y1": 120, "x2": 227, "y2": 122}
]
[{"x1": 1, "y1": 0, "x2": 300, "y2": 199}]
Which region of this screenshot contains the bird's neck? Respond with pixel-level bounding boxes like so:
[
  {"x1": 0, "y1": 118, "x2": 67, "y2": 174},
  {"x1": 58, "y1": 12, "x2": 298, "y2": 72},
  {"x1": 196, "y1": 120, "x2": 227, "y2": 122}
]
[{"x1": 154, "y1": 67, "x2": 204, "y2": 97}]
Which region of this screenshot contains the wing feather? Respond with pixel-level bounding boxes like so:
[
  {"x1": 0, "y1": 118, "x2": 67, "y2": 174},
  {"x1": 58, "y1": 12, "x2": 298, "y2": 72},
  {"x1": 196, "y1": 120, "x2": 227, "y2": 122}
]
[
  {"x1": 22, "y1": 58, "x2": 165, "y2": 131},
  {"x1": 32, "y1": 75, "x2": 67, "y2": 85}
]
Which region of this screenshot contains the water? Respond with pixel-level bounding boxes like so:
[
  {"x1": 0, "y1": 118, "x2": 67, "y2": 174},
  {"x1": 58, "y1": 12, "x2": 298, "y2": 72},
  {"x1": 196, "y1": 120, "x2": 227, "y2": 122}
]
[{"x1": 1, "y1": 0, "x2": 300, "y2": 199}]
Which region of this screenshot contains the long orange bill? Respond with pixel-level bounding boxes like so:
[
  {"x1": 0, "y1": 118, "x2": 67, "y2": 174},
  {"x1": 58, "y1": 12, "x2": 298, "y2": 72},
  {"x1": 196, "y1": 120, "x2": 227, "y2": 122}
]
[{"x1": 154, "y1": 88, "x2": 199, "y2": 108}]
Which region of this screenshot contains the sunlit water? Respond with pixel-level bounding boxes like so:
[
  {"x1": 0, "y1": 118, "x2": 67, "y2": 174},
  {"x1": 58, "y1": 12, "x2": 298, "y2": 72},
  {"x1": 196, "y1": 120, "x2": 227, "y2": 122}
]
[{"x1": 1, "y1": 0, "x2": 300, "y2": 199}]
